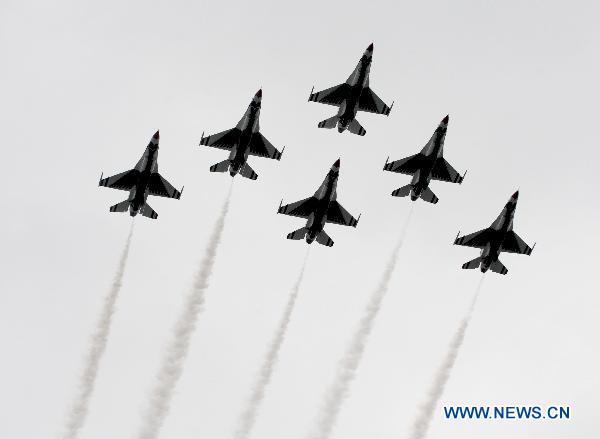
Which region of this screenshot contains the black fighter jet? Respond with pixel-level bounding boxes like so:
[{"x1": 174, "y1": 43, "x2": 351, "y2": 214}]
[
  {"x1": 277, "y1": 159, "x2": 360, "y2": 247},
  {"x1": 454, "y1": 191, "x2": 535, "y2": 275},
  {"x1": 98, "y1": 131, "x2": 183, "y2": 219},
  {"x1": 200, "y1": 89, "x2": 284, "y2": 180},
  {"x1": 383, "y1": 115, "x2": 466, "y2": 204},
  {"x1": 308, "y1": 43, "x2": 393, "y2": 136}
]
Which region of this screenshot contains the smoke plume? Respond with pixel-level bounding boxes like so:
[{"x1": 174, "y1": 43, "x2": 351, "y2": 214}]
[
  {"x1": 308, "y1": 207, "x2": 414, "y2": 439},
  {"x1": 136, "y1": 186, "x2": 232, "y2": 439},
  {"x1": 408, "y1": 275, "x2": 485, "y2": 439},
  {"x1": 234, "y1": 249, "x2": 310, "y2": 439},
  {"x1": 62, "y1": 221, "x2": 134, "y2": 439}
]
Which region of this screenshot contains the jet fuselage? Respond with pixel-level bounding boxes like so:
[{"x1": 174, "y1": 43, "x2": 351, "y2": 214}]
[
  {"x1": 337, "y1": 54, "x2": 371, "y2": 132},
  {"x1": 229, "y1": 94, "x2": 262, "y2": 176},
  {"x1": 479, "y1": 196, "x2": 518, "y2": 272},
  {"x1": 410, "y1": 122, "x2": 447, "y2": 201},
  {"x1": 129, "y1": 144, "x2": 159, "y2": 216},
  {"x1": 305, "y1": 167, "x2": 339, "y2": 243}
]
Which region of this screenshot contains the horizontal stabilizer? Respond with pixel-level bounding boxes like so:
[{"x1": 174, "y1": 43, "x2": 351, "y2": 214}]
[
  {"x1": 318, "y1": 116, "x2": 339, "y2": 129},
  {"x1": 140, "y1": 203, "x2": 158, "y2": 219},
  {"x1": 347, "y1": 118, "x2": 366, "y2": 136},
  {"x1": 462, "y1": 257, "x2": 482, "y2": 270},
  {"x1": 109, "y1": 200, "x2": 129, "y2": 213},
  {"x1": 315, "y1": 230, "x2": 334, "y2": 247},
  {"x1": 239, "y1": 162, "x2": 258, "y2": 180},
  {"x1": 210, "y1": 160, "x2": 230, "y2": 173},
  {"x1": 490, "y1": 259, "x2": 508, "y2": 275},
  {"x1": 420, "y1": 187, "x2": 439, "y2": 204},
  {"x1": 287, "y1": 227, "x2": 308, "y2": 240},
  {"x1": 391, "y1": 185, "x2": 412, "y2": 197}
]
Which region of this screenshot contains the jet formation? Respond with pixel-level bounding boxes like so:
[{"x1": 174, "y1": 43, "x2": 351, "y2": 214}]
[
  {"x1": 99, "y1": 131, "x2": 183, "y2": 219},
  {"x1": 200, "y1": 89, "x2": 284, "y2": 180},
  {"x1": 277, "y1": 159, "x2": 360, "y2": 247},
  {"x1": 454, "y1": 191, "x2": 535, "y2": 274},
  {"x1": 98, "y1": 44, "x2": 534, "y2": 273},
  {"x1": 308, "y1": 43, "x2": 393, "y2": 136}
]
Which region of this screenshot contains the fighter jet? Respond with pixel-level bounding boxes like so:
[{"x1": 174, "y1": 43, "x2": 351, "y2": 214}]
[
  {"x1": 277, "y1": 159, "x2": 360, "y2": 247},
  {"x1": 98, "y1": 131, "x2": 182, "y2": 219},
  {"x1": 200, "y1": 89, "x2": 283, "y2": 180},
  {"x1": 308, "y1": 43, "x2": 393, "y2": 136},
  {"x1": 454, "y1": 191, "x2": 535, "y2": 275},
  {"x1": 383, "y1": 115, "x2": 466, "y2": 204}
]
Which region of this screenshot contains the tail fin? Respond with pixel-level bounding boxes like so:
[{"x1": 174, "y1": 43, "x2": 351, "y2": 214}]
[
  {"x1": 347, "y1": 118, "x2": 366, "y2": 136},
  {"x1": 391, "y1": 184, "x2": 412, "y2": 197},
  {"x1": 420, "y1": 187, "x2": 439, "y2": 204},
  {"x1": 239, "y1": 162, "x2": 258, "y2": 180},
  {"x1": 210, "y1": 160, "x2": 230, "y2": 173},
  {"x1": 109, "y1": 200, "x2": 130, "y2": 213},
  {"x1": 462, "y1": 257, "x2": 482, "y2": 270},
  {"x1": 318, "y1": 115, "x2": 339, "y2": 129},
  {"x1": 490, "y1": 259, "x2": 508, "y2": 275},
  {"x1": 315, "y1": 230, "x2": 334, "y2": 247},
  {"x1": 140, "y1": 203, "x2": 158, "y2": 219},
  {"x1": 286, "y1": 227, "x2": 308, "y2": 240}
]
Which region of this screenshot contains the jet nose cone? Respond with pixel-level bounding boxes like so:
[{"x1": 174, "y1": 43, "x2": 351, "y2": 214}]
[
  {"x1": 255, "y1": 89, "x2": 262, "y2": 98},
  {"x1": 153, "y1": 130, "x2": 160, "y2": 140},
  {"x1": 333, "y1": 158, "x2": 340, "y2": 168},
  {"x1": 442, "y1": 115, "x2": 449, "y2": 124},
  {"x1": 367, "y1": 43, "x2": 373, "y2": 51},
  {"x1": 512, "y1": 190, "x2": 519, "y2": 200}
]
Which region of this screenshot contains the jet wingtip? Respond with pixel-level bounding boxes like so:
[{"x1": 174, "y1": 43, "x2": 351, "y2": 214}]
[
  {"x1": 460, "y1": 169, "x2": 468, "y2": 184},
  {"x1": 454, "y1": 230, "x2": 461, "y2": 244},
  {"x1": 308, "y1": 86, "x2": 314, "y2": 101},
  {"x1": 98, "y1": 172, "x2": 103, "y2": 185}
]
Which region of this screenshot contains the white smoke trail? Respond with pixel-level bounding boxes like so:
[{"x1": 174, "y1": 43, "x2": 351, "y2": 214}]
[
  {"x1": 234, "y1": 249, "x2": 310, "y2": 439},
  {"x1": 309, "y1": 207, "x2": 414, "y2": 439},
  {"x1": 408, "y1": 275, "x2": 485, "y2": 439},
  {"x1": 136, "y1": 185, "x2": 233, "y2": 439},
  {"x1": 62, "y1": 221, "x2": 134, "y2": 439}
]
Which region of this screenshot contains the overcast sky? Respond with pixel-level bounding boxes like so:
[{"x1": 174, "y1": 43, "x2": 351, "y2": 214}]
[{"x1": 1, "y1": 0, "x2": 598, "y2": 438}]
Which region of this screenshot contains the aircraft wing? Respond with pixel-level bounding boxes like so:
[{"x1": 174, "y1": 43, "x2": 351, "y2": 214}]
[
  {"x1": 454, "y1": 228, "x2": 492, "y2": 248},
  {"x1": 383, "y1": 154, "x2": 425, "y2": 175},
  {"x1": 99, "y1": 169, "x2": 139, "y2": 191},
  {"x1": 501, "y1": 231, "x2": 534, "y2": 255},
  {"x1": 148, "y1": 173, "x2": 182, "y2": 199},
  {"x1": 431, "y1": 158, "x2": 464, "y2": 183},
  {"x1": 309, "y1": 84, "x2": 351, "y2": 107},
  {"x1": 358, "y1": 88, "x2": 392, "y2": 115},
  {"x1": 200, "y1": 128, "x2": 240, "y2": 151},
  {"x1": 278, "y1": 197, "x2": 317, "y2": 219},
  {"x1": 249, "y1": 133, "x2": 283, "y2": 160},
  {"x1": 326, "y1": 201, "x2": 359, "y2": 227}
]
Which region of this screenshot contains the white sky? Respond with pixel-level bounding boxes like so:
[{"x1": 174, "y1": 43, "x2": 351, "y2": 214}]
[{"x1": 1, "y1": 0, "x2": 598, "y2": 438}]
